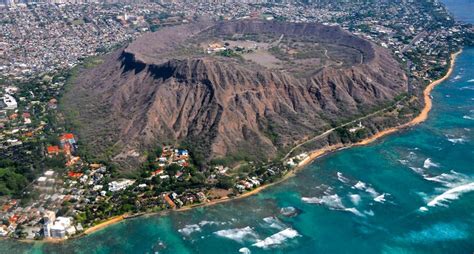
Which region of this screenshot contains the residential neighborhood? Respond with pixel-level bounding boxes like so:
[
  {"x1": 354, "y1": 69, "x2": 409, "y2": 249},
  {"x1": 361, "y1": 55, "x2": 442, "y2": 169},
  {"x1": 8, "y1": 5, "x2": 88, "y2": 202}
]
[{"x1": 0, "y1": 0, "x2": 472, "y2": 241}]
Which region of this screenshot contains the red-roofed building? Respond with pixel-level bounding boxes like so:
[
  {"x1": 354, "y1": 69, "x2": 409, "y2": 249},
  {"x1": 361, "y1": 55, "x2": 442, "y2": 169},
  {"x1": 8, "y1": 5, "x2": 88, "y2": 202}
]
[
  {"x1": 47, "y1": 146, "x2": 60, "y2": 156},
  {"x1": 151, "y1": 168, "x2": 164, "y2": 176},
  {"x1": 61, "y1": 133, "x2": 74, "y2": 140},
  {"x1": 163, "y1": 194, "x2": 176, "y2": 209},
  {"x1": 68, "y1": 171, "x2": 84, "y2": 178},
  {"x1": 9, "y1": 215, "x2": 18, "y2": 224},
  {"x1": 60, "y1": 133, "x2": 76, "y2": 153}
]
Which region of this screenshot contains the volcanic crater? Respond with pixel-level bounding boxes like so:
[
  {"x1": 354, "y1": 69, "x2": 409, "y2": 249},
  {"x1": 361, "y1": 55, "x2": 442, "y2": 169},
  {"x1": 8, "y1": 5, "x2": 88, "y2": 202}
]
[{"x1": 63, "y1": 19, "x2": 407, "y2": 169}]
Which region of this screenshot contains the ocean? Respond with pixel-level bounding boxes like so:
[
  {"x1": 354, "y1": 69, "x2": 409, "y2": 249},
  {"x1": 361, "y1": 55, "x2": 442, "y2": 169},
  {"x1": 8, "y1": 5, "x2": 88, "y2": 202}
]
[{"x1": 1, "y1": 1, "x2": 474, "y2": 254}]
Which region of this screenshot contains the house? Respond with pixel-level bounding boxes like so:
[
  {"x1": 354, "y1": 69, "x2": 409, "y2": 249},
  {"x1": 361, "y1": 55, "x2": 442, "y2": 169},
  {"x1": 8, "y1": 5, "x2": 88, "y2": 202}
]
[
  {"x1": 44, "y1": 170, "x2": 54, "y2": 177},
  {"x1": 47, "y1": 146, "x2": 60, "y2": 156},
  {"x1": 163, "y1": 194, "x2": 176, "y2": 209},
  {"x1": 1, "y1": 94, "x2": 17, "y2": 110},
  {"x1": 68, "y1": 171, "x2": 83, "y2": 178},
  {"x1": 0, "y1": 226, "x2": 8, "y2": 237},
  {"x1": 108, "y1": 179, "x2": 135, "y2": 192},
  {"x1": 60, "y1": 133, "x2": 76, "y2": 145},
  {"x1": 37, "y1": 177, "x2": 47, "y2": 185},
  {"x1": 60, "y1": 133, "x2": 77, "y2": 153},
  {"x1": 151, "y1": 168, "x2": 164, "y2": 177}
]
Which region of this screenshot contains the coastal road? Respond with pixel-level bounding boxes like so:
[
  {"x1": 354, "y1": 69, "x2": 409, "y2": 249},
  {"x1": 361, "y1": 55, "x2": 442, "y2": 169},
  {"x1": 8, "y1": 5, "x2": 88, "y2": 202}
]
[{"x1": 283, "y1": 97, "x2": 406, "y2": 161}]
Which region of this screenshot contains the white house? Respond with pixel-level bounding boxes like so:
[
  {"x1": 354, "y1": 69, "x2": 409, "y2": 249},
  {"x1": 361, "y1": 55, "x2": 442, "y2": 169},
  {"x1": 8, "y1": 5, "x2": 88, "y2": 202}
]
[
  {"x1": 108, "y1": 179, "x2": 135, "y2": 192},
  {"x1": 1, "y1": 94, "x2": 17, "y2": 110}
]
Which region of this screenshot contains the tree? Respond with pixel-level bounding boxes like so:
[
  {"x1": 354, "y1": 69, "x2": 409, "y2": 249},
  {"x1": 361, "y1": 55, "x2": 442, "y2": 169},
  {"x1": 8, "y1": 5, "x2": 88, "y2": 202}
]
[
  {"x1": 216, "y1": 175, "x2": 235, "y2": 189},
  {"x1": 165, "y1": 164, "x2": 181, "y2": 176}
]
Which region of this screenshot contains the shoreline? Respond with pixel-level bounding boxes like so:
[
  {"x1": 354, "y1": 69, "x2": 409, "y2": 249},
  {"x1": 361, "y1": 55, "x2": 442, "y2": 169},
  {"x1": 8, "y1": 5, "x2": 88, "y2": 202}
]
[{"x1": 19, "y1": 49, "x2": 462, "y2": 242}]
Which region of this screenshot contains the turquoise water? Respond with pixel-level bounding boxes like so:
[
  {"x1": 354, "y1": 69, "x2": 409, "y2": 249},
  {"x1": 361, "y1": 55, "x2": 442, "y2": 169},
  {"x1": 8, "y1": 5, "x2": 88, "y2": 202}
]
[
  {"x1": 2, "y1": 3, "x2": 474, "y2": 254},
  {"x1": 2, "y1": 47, "x2": 472, "y2": 254}
]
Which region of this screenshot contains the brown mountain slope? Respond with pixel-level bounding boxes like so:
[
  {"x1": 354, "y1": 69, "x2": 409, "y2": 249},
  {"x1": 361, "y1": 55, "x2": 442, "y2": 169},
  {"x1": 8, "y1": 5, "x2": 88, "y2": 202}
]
[{"x1": 63, "y1": 20, "x2": 407, "y2": 169}]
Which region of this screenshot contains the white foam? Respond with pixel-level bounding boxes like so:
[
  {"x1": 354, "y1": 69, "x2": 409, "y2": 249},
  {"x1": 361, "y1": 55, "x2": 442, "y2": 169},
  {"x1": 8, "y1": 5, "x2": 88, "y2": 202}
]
[
  {"x1": 365, "y1": 187, "x2": 379, "y2": 198},
  {"x1": 239, "y1": 247, "x2": 251, "y2": 254},
  {"x1": 352, "y1": 181, "x2": 379, "y2": 197},
  {"x1": 178, "y1": 224, "x2": 201, "y2": 236},
  {"x1": 349, "y1": 194, "x2": 361, "y2": 205},
  {"x1": 409, "y1": 166, "x2": 426, "y2": 176},
  {"x1": 302, "y1": 194, "x2": 344, "y2": 209},
  {"x1": 343, "y1": 207, "x2": 365, "y2": 217},
  {"x1": 422, "y1": 182, "x2": 474, "y2": 210},
  {"x1": 198, "y1": 220, "x2": 226, "y2": 226},
  {"x1": 353, "y1": 181, "x2": 366, "y2": 190},
  {"x1": 447, "y1": 137, "x2": 467, "y2": 144},
  {"x1": 423, "y1": 158, "x2": 440, "y2": 169},
  {"x1": 374, "y1": 193, "x2": 387, "y2": 203},
  {"x1": 453, "y1": 75, "x2": 462, "y2": 80},
  {"x1": 463, "y1": 115, "x2": 474, "y2": 120},
  {"x1": 424, "y1": 170, "x2": 470, "y2": 188},
  {"x1": 214, "y1": 226, "x2": 258, "y2": 243},
  {"x1": 280, "y1": 206, "x2": 297, "y2": 217},
  {"x1": 419, "y1": 207, "x2": 428, "y2": 212},
  {"x1": 337, "y1": 172, "x2": 350, "y2": 183},
  {"x1": 467, "y1": 79, "x2": 474, "y2": 83},
  {"x1": 252, "y1": 228, "x2": 300, "y2": 249},
  {"x1": 263, "y1": 216, "x2": 285, "y2": 230}
]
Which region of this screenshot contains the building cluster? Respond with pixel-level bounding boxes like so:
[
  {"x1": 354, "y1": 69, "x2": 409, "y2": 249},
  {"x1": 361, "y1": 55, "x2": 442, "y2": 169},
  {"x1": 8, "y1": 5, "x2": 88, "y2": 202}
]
[
  {"x1": 1, "y1": 0, "x2": 471, "y2": 83},
  {"x1": 0, "y1": 2, "x2": 151, "y2": 81},
  {"x1": 0, "y1": 0, "x2": 472, "y2": 241}
]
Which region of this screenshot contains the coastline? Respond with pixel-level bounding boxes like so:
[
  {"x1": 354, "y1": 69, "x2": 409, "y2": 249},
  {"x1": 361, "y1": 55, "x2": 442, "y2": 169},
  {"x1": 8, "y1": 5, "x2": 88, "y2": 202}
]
[
  {"x1": 83, "y1": 215, "x2": 125, "y2": 235},
  {"x1": 25, "y1": 49, "x2": 462, "y2": 242}
]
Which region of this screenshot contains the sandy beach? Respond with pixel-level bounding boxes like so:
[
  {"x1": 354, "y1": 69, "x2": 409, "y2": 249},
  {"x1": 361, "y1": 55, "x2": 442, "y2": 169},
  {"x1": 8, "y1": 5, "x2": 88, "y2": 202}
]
[
  {"x1": 47, "y1": 50, "x2": 461, "y2": 240},
  {"x1": 83, "y1": 215, "x2": 125, "y2": 235}
]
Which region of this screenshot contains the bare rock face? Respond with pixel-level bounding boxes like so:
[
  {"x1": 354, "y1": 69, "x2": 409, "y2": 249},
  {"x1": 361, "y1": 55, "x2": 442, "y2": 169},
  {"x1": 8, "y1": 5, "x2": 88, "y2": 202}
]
[{"x1": 64, "y1": 20, "x2": 407, "y2": 169}]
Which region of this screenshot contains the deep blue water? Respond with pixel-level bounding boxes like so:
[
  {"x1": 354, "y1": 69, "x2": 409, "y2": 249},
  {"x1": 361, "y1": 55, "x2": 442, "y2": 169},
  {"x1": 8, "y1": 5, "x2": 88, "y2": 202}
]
[
  {"x1": 1, "y1": 2, "x2": 474, "y2": 253},
  {"x1": 442, "y1": 0, "x2": 474, "y2": 23}
]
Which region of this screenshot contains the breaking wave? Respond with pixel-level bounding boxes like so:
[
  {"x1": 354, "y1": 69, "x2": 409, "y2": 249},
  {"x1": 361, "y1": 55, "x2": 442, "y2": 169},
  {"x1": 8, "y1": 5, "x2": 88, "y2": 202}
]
[
  {"x1": 374, "y1": 193, "x2": 387, "y2": 203},
  {"x1": 423, "y1": 158, "x2": 440, "y2": 169},
  {"x1": 178, "y1": 224, "x2": 201, "y2": 236},
  {"x1": 280, "y1": 206, "x2": 298, "y2": 217},
  {"x1": 352, "y1": 181, "x2": 379, "y2": 197},
  {"x1": 239, "y1": 247, "x2": 251, "y2": 254},
  {"x1": 467, "y1": 79, "x2": 474, "y2": 83},
  {"x1": 214, "y1": 226, "x2": 258, "y2": 243},
  {"x1": 178, "y1": 220, "x2": 227, "y2": 236},
  {"x1": 349, "y1": 194, "x2": 361, "y2": 205},
  {"x1": 262, "y1": 217, "x2": 286, "y2": 230},
  {"x1": 337, "y1": 172, "x2": 350, "y2": 183},
  {"x1": 343, "y1": 207, "x2": 365, "y2": 217},
  {"x1": 302, "y1": 194, "x2": 344, "y2": 209},
  {"x1": 252, "y1": 228, "x2": 300, "y2": 249},
  {"x1": 424, "y1": 170, "x2": 471, "y2": 188},
  {"x1": 447, "y1": 137, "x2": 467, "y2": 144},
  {"x1": 463, "y1": 115, "x2": 474, "y2": 120},
  {"x1": 302, "y1": 194, "x2": 365, "y2": 217},
  {"x1": 420, "y1": 182, "x2": 474, "y2": 211}
]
